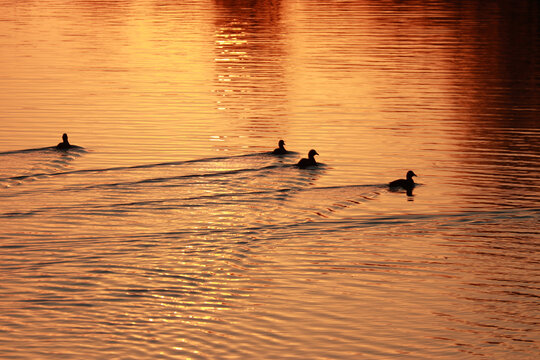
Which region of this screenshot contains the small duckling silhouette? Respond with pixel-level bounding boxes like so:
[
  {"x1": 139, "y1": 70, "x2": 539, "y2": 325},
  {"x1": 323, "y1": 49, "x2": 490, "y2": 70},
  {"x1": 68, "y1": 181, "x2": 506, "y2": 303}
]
[
  {"x1": 389, "y1": 170, "x2": 417, "y2": 191},
  {"x1": 297, "y1": 149, "x2": 319, "y2": 168},
  {"x1": 56, "y1": 133, "x2": 71, "y2": 151},
  {"x1": 273, "y1": 140, "x2": 288, "y2": 155}
]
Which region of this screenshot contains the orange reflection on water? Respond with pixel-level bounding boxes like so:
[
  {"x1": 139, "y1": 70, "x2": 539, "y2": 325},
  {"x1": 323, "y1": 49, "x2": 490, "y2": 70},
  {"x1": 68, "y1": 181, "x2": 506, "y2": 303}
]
[{"x1": 0, "y1": 1, "x2": 539, "y2": 359}]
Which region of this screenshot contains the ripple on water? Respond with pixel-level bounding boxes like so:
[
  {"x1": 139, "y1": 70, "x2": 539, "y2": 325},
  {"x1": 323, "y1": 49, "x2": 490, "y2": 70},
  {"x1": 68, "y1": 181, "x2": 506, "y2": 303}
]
[{"x1": 1, "y1": 0, "x2": 539, "y2": 359}]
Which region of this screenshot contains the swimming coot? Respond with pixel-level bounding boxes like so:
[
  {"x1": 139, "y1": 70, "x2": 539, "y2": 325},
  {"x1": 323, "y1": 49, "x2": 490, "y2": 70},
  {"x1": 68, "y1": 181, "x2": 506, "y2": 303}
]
[
  {"x1": 389, "y1": 170, "x2": 417, "y2": 190},
  {"x1": 297, "y1": 149, "x2": 319, "y2": 168},
  {"x1": 56, "y1": 133, "x2": 71, "y2": 151},
  {"x1": 273, "y1": 140, "x2": 288, "y2": 155}
]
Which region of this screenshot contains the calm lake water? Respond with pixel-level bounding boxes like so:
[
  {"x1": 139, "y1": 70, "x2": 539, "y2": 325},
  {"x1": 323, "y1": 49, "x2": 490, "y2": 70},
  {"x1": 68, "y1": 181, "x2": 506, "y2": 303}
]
[{"x1": 1, "y1": 0, "x2": 539, "y2": 359}]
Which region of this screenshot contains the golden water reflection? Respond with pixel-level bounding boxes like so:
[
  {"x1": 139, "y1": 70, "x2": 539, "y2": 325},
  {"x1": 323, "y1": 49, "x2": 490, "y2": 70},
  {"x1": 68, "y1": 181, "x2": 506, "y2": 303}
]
[
  {"x1": 212, "y1": 0, "x2": 289, "y2": 148},
  {"x1": 0, "y1": 0, "x2": 539, "y2": 359}
]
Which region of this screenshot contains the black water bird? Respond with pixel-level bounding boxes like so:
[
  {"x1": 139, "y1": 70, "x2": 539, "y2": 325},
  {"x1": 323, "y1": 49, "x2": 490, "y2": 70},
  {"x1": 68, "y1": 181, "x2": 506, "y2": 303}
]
[
  {"x1": 297, "y1": 149, "x2": 319, "y2": 168},
  {"x1": 272, "y1": 140, "x2": 288, "y2": 155},
  {"x1": 389, "y1": 170, "x2": 417, "y2": 191},
  {"x1": 56, "y1": 133, "x2": 71, "y2": 151}
]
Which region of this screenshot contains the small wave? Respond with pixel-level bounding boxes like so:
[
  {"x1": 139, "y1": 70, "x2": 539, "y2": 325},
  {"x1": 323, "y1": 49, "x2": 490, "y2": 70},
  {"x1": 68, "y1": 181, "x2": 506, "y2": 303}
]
[
  {"x1": 0, "y1": 145, "x2": 87, "y2": 184},
  {"x1": 0, "y1": 145, "x2": 86, "y2": 156},
  {"x1": 0, "y1": 146, "x2": 56, "y2": 156},
  {"x1": 279, "y1": 207, "x2": 540, "y2": 234},
  {"x1": 265, "y1": 150, "x2": 300, "y2": 156},
  {"x1": 0, "y1": 151, "x2": 274, "y2": 183},
  {"x1": 76, "y1": 164, "x2": 290, "y2": 190},
  {"x1": 0, "y1": 182, "x2": 378, "y2": 221}
]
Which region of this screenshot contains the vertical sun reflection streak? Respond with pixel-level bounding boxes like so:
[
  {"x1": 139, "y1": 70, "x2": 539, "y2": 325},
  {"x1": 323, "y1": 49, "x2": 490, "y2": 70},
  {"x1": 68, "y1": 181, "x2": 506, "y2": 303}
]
[{"x1": 211, "y1": 0, "x2": 289, "y2": 152}]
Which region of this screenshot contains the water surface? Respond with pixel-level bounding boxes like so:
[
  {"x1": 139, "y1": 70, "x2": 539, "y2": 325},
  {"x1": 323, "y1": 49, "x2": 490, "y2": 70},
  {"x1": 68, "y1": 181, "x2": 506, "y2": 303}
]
[{"x1": 1, "y1": 0, "x2": 539, "y2": 359}]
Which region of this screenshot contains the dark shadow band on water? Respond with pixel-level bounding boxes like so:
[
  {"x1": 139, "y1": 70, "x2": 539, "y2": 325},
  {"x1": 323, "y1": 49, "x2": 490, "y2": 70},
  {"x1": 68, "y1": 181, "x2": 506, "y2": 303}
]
[
  {"x1": 386, "y1": 182, "x2": 424, "y2": 197},
  {"x1": 233, "y1": 207, "x2": 540, "y2": 238},
  {"x1": 98, "y1": 207, "x2": 540, "y2": 239},
  {"x1": 119, "y1": 207, "x2": 540, "y2": 241},
  {"x1": 0, "y1": 145, "x2": 86, "y2": 156},
  {"x1": 78, "y1": 163, "x2": 292, "y2": 190},
  {"x1": 0, "y1": 151, "x2": 275, "y2": 182},
  {"x1": 56, "y1": 162, "x2": 330, "y2": 192},
  {"x1": 0, "y1": 146, "x2": 55, "y2": 155},
  {"x1": 0, "y1": 183, "x2": 379, "y2": 219},
  {"x1": 266, "y1": 150, "x2": 300, "y2": 156},
  {"x1": 75, "y1": 184, "x2": 377, "y2": 209}
]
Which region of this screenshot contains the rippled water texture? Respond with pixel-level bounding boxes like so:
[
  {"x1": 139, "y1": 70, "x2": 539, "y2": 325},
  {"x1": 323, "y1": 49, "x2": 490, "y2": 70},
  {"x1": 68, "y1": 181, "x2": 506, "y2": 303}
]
[{"x1": 1, "y1": 0, "x2": 539, "y2": 359}]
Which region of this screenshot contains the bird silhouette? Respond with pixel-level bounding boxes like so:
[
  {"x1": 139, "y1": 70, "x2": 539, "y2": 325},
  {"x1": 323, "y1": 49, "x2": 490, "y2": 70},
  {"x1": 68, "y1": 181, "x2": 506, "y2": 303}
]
[
  {"x1": 389, "y1": 170, "x2": 417, "y2": 192},
  {"x1": 297, "y1": 149, "x2": 319, "y2": 168},
  {"x1": 273, "y1": 140, "x2": 288, "y2": 155},
  {"x1": 56, "y1": 133, "x2": 71, "y2": 151}
]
